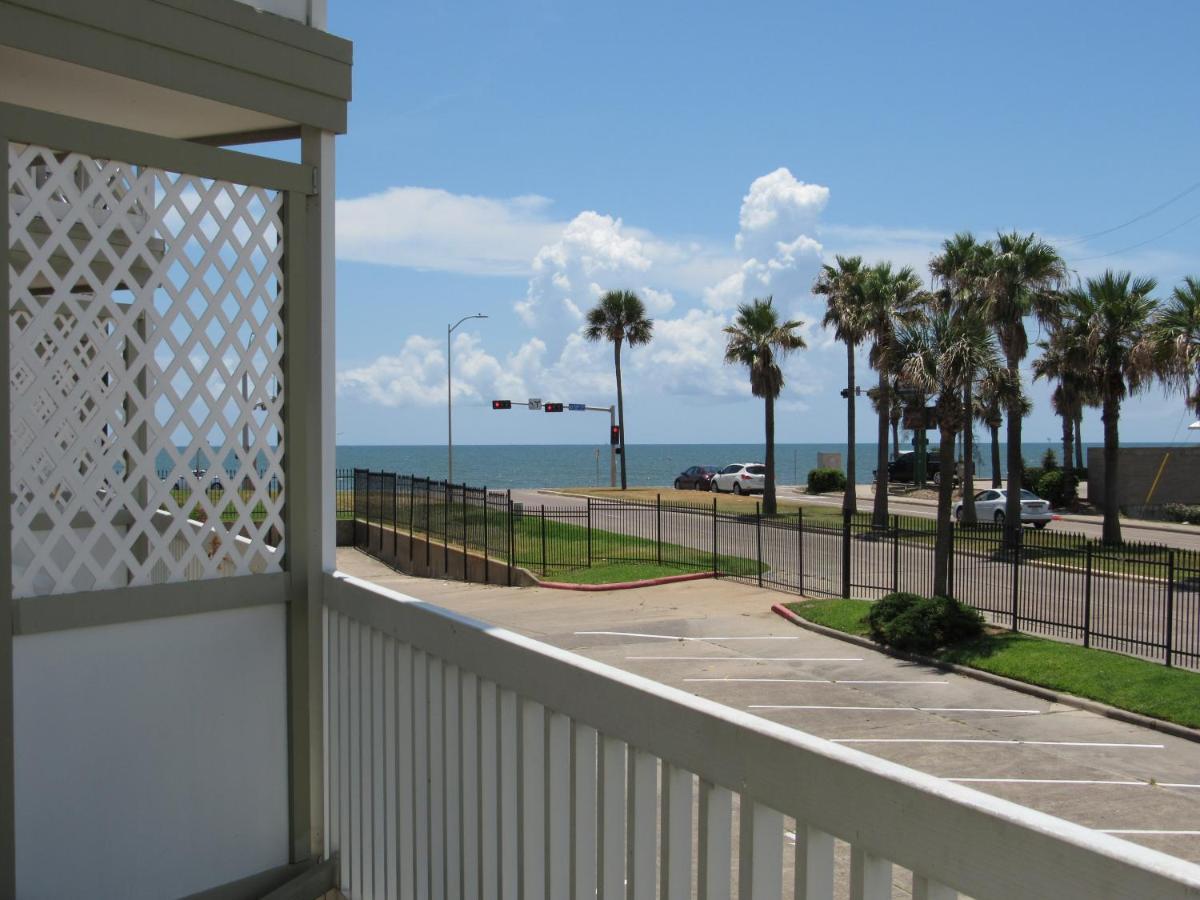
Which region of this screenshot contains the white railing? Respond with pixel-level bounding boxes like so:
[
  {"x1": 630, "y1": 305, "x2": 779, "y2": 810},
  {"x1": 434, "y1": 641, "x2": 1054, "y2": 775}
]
[{"x1": 323, "y1": 572, "x2": 1200, "y2": 900}]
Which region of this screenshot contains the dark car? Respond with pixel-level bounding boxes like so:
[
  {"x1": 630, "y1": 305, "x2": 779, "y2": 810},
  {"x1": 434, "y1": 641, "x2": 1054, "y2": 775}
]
[
  {"x1": 875, "y1": 451, "x2": 946, "y2": 485},
  {"x1": 674, "y1": 465, "x2": 719, "y2": 490}
]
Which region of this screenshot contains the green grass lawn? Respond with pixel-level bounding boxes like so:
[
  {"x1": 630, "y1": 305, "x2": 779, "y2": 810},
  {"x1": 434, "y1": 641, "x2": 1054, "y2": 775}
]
[
  {"x1": 545, "y1": 561, "x2": 712, "y2": 585},
  {"x1": 784, "y1": 598, "x2": 1200, "y2": 729}
]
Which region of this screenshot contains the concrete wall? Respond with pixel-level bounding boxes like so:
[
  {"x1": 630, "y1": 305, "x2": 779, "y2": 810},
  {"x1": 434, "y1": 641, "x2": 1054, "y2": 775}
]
[
  {"x1": 1088, "y1": 445, "x2": 1200, "y2": 510},
  {"x1": 354, "y1": 522, "x2": 539, "y2": 587},
  {"x1": 13, "y1": 605, "x2": 289, "y2": 899}
]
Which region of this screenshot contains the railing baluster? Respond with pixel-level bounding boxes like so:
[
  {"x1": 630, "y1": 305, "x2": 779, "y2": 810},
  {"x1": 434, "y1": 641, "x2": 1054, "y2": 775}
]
[
  {"x1": 548, "y1": 712, "x2": 571, "y2": 899},
  {"x1": 698, "y1": 780, "x2": 732, "y2": 900},
  {"x1": 573, "y1": 724, "x2": 599, "y2": 900},
  {"x1": 913, "y1": 873, "x2": 958, "y2": 899},
  {"x1": 445, "y1": 664, "x2": 463, "y2": 899},
  {"x1": 339, "y1": 615, "x2": 352, "y2": 891},
  {"x1": 522, "y1": 700, "x2": 547, "y2": 900},
  {"x1": 396, "y1": 642, "x2": 415, "y2": 898},
  {"x1": 480, "y1": 680, "x2": 500, "y2": 900},
  {"x1": 628, "y1": 748, "x2": 658, "y2": 899},
  {"x1": 382, "y1": 636, "x2": 398, "y2": 896},
  {"x1": 849, "y1": 844, "x2": 891, "y2": 900},
  {"x1": 326, "y1": 610, "x2": 339, "y2": 861},
  {"x1": 371, "y1": 629, "x2": 385, "y2": 896},
  {"x1": 499, "y1": 689, "x2": 520, "y2": 900},
  {"x1": 462, "y1": 671, "x2": 480, "y2": 900},
  {"x1": 413, "y1": 650, "x2": 430, "y2": 900},
  {"x1": 429, "y1": 658, "x2": 446, "y2": 900},
  {"x1": 347, "y1": 619, "x2": 362, "y2": 894},
  {"x1": 599, "y1": 736, "x2": 626, "y2": 900},
  {"x1": 738, "y1": 798, "x2": 783, "y2": 900},
  {"x1": 794, "y1": 823, "x2": 834, "y2": 900},
  {"x1": 661, "y1": 763, "x2": 693, "y2": 900}
]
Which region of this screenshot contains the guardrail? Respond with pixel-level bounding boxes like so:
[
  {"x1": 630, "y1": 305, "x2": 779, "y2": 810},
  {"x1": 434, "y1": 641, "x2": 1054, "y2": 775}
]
[{"x1": 323, "y1": 572, "x2": 1200, "y2": 899}]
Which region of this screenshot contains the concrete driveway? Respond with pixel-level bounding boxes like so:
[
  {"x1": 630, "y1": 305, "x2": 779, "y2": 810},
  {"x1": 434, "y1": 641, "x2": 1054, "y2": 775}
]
[{"x1": 337, "y1": 547, "x2": 1200, "y2": 866}]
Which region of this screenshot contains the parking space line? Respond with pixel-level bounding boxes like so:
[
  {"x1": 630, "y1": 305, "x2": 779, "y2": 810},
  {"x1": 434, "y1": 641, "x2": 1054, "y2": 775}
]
[
  {"x1": 1100, "y1": 830, "x2": 1200, "y2": 836},
  {"x1": 948, "y1": 778, "x2": 1200, "y2": 788},
  {"x1": 683, "y1": 677, "x2": 948, "y2": 684},
  {"x1": 752, "y1": 705, "x2": 1040, "y2": 714},
  {"x1": 627, "y1": 656, "x2": 863, "y2": 662},
  {"x1": 833, "y1": 739, "x2": 1164, "y2": 748},
  {"x1": 577, "y1": 631, "x2": 799, "y2": 641}
]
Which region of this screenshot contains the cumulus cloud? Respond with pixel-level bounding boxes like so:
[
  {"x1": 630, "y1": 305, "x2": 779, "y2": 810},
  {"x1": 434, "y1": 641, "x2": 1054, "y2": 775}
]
[{"x1": 336, "y1": 187, "x2": 565, "y2": 276}]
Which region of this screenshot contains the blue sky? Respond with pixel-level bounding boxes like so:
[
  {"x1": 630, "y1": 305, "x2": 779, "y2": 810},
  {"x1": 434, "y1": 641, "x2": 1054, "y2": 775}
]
[{"x1": 326, "y1": 0, "x2": 1200, "y2": 449}]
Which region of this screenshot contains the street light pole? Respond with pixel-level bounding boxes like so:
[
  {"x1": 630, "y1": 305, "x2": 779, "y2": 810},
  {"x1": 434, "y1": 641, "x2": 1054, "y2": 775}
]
[{"x1": 447, "y1": 313, "x2": 488, "y2": 484}]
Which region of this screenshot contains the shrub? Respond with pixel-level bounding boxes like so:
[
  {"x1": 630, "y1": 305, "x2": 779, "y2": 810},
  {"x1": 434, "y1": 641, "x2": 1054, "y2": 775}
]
[
  {"x1": 1041, "y1": 448, "x2": 1059, "y2": 471},
  {"x1": 1021, "y1": 465, "x2": 1044, "y2": 492},
  {"x1": 806, "y1": 467, "x2": 847, "y2": 494},
  {"x1": 866, "y1": 592, "x2": 985, "y2": 654},
  {"x1": 1162, "y1": 503, "x2": 1200, "y2": 525},
  {"x1": 1036, "y1": 468, "x2": 1079, "y2": 508}
]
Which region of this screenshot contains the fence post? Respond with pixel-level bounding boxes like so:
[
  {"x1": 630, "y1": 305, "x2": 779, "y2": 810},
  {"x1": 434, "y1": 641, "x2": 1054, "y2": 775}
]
[
  {"x1": 656, "y1": 494, "x2": 663, "y2": 566},
  {"x1": 1010, "y1": 530, "x2": 1021, "y2": 631},
  {"x1": 712, "y1": 497, "x2": 718, "y2": 577},
  {"x1": 409, "y1": 475, "x2": 415, "y2": 545},
  {"x1": 484, "y1": 486, "x2": 490, "y2": 584},
  {"x1": 1083, "y1": 544, "x2": 1093, "y2": 648},
  {"x1": 797, "y1": 507, "x2": 805, "y2": 595},
  {"x1": 352, "y1": 468, "x2": 359, "y2": 547},
  {"x1": 462, "y1": 482, "x2": 469, "y2": 582},
  {"x1": 1166, "y1": 550, "x2": 1176, "y2": 667},
  {"x1": 587, "y1": 497, "x2": 593, "y2": 568},
  {"x1": 948, "y1": 520, "x2": 955, "y2": 600},
  {"x1": 541, "y1": 504, "x2": 548, "y2": 576},
  {"x1": 891, "y1": 514, "x2": 899, "y2": 594},
  {"x1": 841, "y1": 510, "x2": 851, "y2": 599},
  {"x1": 392, "y1": 473, "x2": 398, "y2": 560},
  {"x1": 507, "y1": 491, "x2": 514, "y2": 587},
  {"x1": 377, "y1": 471, "x2": 384, "y2": 553},
  {"x1": 425, "y1": 478, "x2": 432, "y2": 569},
  {"x1": 755, "y1": 503, "x2": 764, "y2": 588}
]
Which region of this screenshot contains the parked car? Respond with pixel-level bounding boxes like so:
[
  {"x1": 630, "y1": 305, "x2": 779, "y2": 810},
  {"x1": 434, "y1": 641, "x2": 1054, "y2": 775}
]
[
  {"x1": 955, "y1": 488, "x2": 1052, "y2": 528},
  {"x1": 710, "y1": 462, "x2": 766, "y2": 495},
  {"x1": 876, "y1": 450, "x2": 945, "y2": 485},
  {"x1": 674, "y1": 465, "x2": 719, "y2": 490}
]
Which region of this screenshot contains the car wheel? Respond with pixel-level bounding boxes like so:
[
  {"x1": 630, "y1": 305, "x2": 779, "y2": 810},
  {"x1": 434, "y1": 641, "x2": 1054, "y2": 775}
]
[
  {"x1": 932, "y1": 471, "x2": 941, "y2": 486},
  {"x1": 954, "y1": 507, "x2": 962, "y2": 522},
  {"x1": 710, "y1": 480, "x2": 721, "y2": 493},
  {"x1": 993, "y1": 510, "x2": 1005, "y2": 525},
  {"x1": 674, "y1": 479, "x2": 683, "y2": 490},
  {"x1": 733, "y1": 483, "x2": 743, "y2": 495},
  {"x1": 1034, "y1": 521, "x2": 1047, "y2": 530}
]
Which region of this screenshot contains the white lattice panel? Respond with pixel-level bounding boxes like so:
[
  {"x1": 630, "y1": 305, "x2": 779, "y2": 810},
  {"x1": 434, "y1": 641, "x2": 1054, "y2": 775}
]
[{"x1": 7, "y1": 143, "x2": 286, "y2": 597}]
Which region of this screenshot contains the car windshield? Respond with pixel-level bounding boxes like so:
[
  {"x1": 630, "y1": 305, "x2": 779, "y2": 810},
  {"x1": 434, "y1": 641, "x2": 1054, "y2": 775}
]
[
  {"x1": 1019, "y1": 489, "x2": 1040, "y2": 500},
  {"x1": 700, "y1": 466, "x2": 717, "y2": 473},
  {"x1": 746, "y1": 465, "x2": 766, "y2": 475}
]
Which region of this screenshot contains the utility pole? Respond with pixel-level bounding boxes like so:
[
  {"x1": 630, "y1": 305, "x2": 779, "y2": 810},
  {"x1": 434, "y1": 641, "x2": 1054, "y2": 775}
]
[{"x1": 447, "y1": 313, "x2": 487, "y2": 484}]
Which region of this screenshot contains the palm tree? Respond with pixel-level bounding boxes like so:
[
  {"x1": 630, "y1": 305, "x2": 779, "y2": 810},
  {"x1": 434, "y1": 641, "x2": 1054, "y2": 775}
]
[
  {"x1": 723, "y1": 297, "x2": 807, "y2": 515},
  {"x1": 583, "y1": 290, "x2": 654, "y2": 490},
  {"x1": 1033, "y1": 324, "x2": 1089, "y2": 486},
  {"x1": 897, "y1": 309, "x2": 1001, "y2": 595},
  {"x1": 1151, "y1": 276, "x2": 1200, "y2": 414},
  {"x1": 984, "y1": 232, "x2": 1066, "y2": 545},
  {"x1": 930, "y1": 232, "x2": 993, "y2": 525},
  {"x1": 862, "y1": 262, "x2": 927, "y2": 529},
  {"x1": 1066, "y1": 271, "x2": 1160, "y2": 545},
  {"x1": 976, "y1": 368, "x2": 1027, "y2": 488},
  {"x1": 814, "y1": 255, "x2": 868, "y2": 516}
]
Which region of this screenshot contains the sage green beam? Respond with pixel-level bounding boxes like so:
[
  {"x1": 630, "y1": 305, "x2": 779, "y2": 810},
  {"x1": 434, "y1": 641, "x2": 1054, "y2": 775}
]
[{"x1": 0, "y1": 102, "x2": 312, "y2": 193}]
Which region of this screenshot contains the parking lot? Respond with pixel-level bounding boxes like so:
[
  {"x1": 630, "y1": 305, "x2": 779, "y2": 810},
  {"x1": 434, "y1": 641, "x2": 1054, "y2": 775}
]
[{"x1": 338, "y1": 547, "x2": 1200, "y2": 866}]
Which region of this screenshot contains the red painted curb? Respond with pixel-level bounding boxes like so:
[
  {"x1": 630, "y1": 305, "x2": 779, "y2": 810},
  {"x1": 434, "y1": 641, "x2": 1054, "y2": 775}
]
[
  {"x1": 537, "y1": 571, "x2": 716, "y2": 592},
  {"x1": 770, "y1": 601, "x2": 806, "y2": 626}
]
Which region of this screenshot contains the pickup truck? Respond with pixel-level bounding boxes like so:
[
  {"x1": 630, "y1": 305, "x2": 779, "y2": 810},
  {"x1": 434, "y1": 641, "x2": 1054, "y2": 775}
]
[{"x1": 875, "y1": 451, "x2": 945, "y2": 485}]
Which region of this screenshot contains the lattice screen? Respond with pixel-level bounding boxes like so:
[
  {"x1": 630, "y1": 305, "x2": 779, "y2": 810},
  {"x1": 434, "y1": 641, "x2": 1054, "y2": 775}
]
[{"x1": 7, "y1": 143, "x2": 286, "y2": 597}]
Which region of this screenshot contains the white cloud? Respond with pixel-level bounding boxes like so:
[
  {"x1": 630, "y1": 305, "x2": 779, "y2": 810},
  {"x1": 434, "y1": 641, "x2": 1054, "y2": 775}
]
[{"x1": 336, "y1": 186, "x2": 565, "y2": 276}]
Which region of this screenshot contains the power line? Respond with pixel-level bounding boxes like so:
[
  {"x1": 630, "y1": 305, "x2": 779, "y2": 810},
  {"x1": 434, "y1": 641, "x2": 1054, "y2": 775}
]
[
  {"x1": 1060, "y1": 179, "x2": 1200, "y2": 246},
  {"x1": 1066, "y1": 208, "x2": 1200, "y2": 264}
]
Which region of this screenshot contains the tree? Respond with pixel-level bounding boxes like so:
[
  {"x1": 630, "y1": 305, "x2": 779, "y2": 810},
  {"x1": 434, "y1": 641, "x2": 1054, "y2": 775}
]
[
  {"x1": 723, "y1": 297, "x2": 807, "y2": 515},
  {"x1": 862, "y1": 262, "x2": 927, "y2": 529},
  {"x1": 584, "y1": 290, "x2": 654, "y2": 490},
  {"x1": 1151, "y1": 275, "x2": 1200, "y2": 414},
  {"x1": 930, "y1": 232, "x2": 993, "y2": 525},
  {"x1": 984, "y1": 232, "x2": 1066, "y2": 545},
  {"x1": 1033, "y1": 321, "x2": 1090, "y2": 488},
  {"x1": 976, "y1": 368, "x2": 1027, "y2": 488},
  {"x1": 897, "y1": 309, "x2": 1001, "y2": 595},
  {"x1": 1066, "y1": 271, "x2": 1160, "y2": 545},
  {"x1": 813, "y1": 255, "x2": 868, "y2": 516}
]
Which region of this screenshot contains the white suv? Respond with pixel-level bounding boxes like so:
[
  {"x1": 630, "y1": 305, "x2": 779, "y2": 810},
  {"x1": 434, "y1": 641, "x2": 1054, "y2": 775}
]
[{"x1": 710, "y1": 462, "x2": 766, "y2": 495}]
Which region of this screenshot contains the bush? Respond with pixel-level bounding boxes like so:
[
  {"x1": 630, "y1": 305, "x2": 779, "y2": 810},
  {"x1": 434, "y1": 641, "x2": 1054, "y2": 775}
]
[
  {"x1": 806, "y1": 467, "x2": 847, "y2": 494},
  {"x1": 1041, "y1": 448, "x2": 1059, "y2": 471},
  {"x1": 1036, "y1": 468, "x2": 1079, "y2": 508},
  {"x1": 1163, "y1": 503, "x2": 1200, "y2": 525},
  {"x1": 866, "y1": 592, "x2": 985, "y2": 654},
  {"x1": 1021, "y1": 465, "x2": 1044, "y2": 492}
]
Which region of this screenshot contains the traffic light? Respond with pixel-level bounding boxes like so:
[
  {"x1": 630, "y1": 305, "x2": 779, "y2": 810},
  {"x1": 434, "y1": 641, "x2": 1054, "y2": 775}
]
[
  {"x1": 492, "y1": 400, "x2": 512, "y2": 410},
  {"x1": 544, "y1": 402, "x2": 564, "y2": 412},
  {"x1": 610, "y1": 424, "x2": 621, "y2": 445}
]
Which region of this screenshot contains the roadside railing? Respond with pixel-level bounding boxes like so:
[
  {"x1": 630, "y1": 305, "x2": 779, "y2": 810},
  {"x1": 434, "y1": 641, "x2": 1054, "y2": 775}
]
[
  {"x1": 346, "y1": 469, "x2": 1200, "y2": 669},
  {"x1": 323, "y1": 571, "x2": 1200, "y2": 900}
]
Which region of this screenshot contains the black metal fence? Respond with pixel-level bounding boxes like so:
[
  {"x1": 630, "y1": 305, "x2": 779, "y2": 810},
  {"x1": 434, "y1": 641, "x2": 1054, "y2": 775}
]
[{"x1": 346, "y1": 468, "x2": 1200, "y2": 670}]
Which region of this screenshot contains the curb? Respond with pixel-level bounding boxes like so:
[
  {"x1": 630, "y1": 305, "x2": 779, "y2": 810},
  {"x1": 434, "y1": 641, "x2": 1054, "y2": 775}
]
[
  {"x1": 537, "y1": 571, "x2": 716, "y2": 592},
  {"x1": 769, "y1": 602, "x2": 1200, "y2": 746}
]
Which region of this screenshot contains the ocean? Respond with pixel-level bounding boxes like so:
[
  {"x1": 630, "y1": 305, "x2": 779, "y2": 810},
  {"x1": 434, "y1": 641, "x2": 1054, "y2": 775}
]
[{"x1": 335, "y1": 441, "x2": 1114, "y2": 490}]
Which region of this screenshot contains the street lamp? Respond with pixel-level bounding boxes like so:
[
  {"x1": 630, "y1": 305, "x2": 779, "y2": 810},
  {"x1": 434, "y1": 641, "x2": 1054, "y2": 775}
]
[{"x1": 448, "y1": 313, "x2": 488, "y2": 484}]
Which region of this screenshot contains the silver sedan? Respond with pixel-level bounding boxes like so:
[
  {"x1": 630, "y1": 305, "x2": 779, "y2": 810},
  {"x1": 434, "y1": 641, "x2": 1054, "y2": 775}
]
[{"x1": 954, "y1": 488, "x2": 1053, "y2": 528}]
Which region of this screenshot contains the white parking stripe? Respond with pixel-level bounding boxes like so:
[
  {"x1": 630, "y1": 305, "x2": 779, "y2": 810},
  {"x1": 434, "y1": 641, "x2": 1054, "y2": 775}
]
[
  {"x1": 948, "y1": 778, "x2": 1200, "y2": 788},
  {"x1": 752, "y1": 706, "x2": 1040, "y2": 714},
  {"x1": 577, "y1": 631, "x2": 799, "y2": 641},
  {"x1": 833, "y1": 739, "x2": 1164, "y2": 748},
  {"x1": 683, "y1": 678, "x2": 948, "y2": 684},
  {"x1": 627, "y1": 656, "x2": 863, "y2": 662},
  {"x1": 1100, "y1": 830, "x2": 1200, "y2": 836}
]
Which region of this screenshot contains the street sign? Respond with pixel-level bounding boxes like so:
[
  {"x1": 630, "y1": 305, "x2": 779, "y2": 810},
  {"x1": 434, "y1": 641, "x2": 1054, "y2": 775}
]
[
  {"x1": 527, "y1": 398, "x2": 542, "y2": 410},
  {"x1": 902, "y1": 406, "x2": 939, "y2": 430},
  {"x1": 544, "y1": 402, "x2": 564, "y2": 412},
  {"x1": 568, "y1": 403, "x2": 586, "y2": 411}
]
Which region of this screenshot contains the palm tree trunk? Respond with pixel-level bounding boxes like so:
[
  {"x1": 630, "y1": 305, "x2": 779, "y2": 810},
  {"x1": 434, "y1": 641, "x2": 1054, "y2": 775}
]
[
  {"x1": 1074, "y1": 413, "x2": 1084, "y2": 471},
  {"x1": 891, "y1": 416, "x2": 899, "y2": 462},
  {"x1": 1101, "y1": 392, "x2": 1122, "y2": 545},
  {"x1": 961, "y1": 383, "x2": 977, "y2": 525},
  {"x1": 1061, "y1": 405, "x2": 1074, "y2": 481},
  {"x1": 844, "y1": 345, "x2": 857, "y2": 516},
  {"x1": 764, "y1": 392, "x2": 777, "y2": 516},
  {"x1": 990, "y1": 423, "x2": 1002, "y2": 487},
  {"x1": 1004, "y1": 356, "x2": 1023, "y2": 548},
  {"x1": 872, "y1": 369, "x2": 890, "y2": 529},
  {"x1": 614, "y1": 341, "x2": 628, "y2": 490},
  {"x1": 933, "y1": 422, "x2": 958, "y2": 597}
]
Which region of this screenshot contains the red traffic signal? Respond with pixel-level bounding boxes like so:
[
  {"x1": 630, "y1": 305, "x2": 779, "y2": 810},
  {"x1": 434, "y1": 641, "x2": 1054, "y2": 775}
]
[
  {"x1": 610, "y1": 424, "x2": 621, "y2": 445},
  {"x1": 544, "y1": 402, "x2": 564, "y2": 413},
  {"x1": 492, "y1": 400, "x2": 512, "y2": 410}
]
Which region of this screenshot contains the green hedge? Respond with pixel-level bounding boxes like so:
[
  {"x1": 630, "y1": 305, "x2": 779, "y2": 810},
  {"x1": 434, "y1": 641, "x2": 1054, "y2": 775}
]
[
  {"x1": 866, "y1": 592, "x2": 984, "y2": 654},
  {"x1": 806, "y1": 467, "x2": 847, "y2": 494}
]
